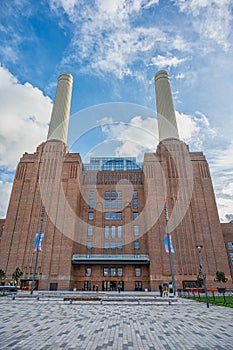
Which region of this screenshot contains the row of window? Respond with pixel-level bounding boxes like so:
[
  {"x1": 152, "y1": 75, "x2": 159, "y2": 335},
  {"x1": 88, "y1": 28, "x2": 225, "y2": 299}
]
[
  {"x1": 85, "y1": 267, "x2": 141, "y2": 277},
  {"x1": 86, "y1": 241, "x2": 140, "y2": 250},
  {"x1": 88, "y1": 212, "x2": 138, "y2": 221},
  {"x1": 89, "y1": 190, "x2": 139, "y2": 210},
  {"x1": 88, "y1": 225, "x2": 139, "y2": 237}
]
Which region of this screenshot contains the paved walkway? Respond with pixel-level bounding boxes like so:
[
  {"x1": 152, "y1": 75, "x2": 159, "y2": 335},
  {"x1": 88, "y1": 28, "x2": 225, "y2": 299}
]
[{"x1": 0, "y1": 293, "x2": 232, "y2": 349}]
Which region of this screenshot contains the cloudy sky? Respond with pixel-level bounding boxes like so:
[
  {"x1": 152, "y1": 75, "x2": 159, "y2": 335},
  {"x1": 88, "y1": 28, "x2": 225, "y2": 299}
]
[{"x1": 0, "y1": 0, "x2": 233, "y2": 221}]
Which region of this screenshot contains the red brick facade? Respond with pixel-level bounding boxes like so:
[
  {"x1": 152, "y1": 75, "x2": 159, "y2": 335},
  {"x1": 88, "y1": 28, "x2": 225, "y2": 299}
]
[{"x1": 0, "y1": 137, "x2": 232, "y2": 291}]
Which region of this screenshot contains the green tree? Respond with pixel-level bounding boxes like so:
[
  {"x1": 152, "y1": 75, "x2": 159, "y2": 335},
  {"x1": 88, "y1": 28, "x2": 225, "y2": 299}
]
[
  {"x1": 12, "y1": 267, "x2": 23, "y2": 285},
  {"x1": 0, "y1": 268, "x2": 6, "y2": 280},
  {"x1": 215, "y1": 271, "x2": 228, "y2": 283}
]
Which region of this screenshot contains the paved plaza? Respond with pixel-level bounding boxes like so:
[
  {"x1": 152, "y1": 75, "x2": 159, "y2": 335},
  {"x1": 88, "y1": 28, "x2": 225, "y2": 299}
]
[{"x1": 0, "y1": 293, "x2": 232, "y2": 350}]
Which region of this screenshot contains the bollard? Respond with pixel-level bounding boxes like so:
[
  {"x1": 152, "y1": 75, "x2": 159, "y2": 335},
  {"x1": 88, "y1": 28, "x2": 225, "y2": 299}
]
[
  {"x1": 12, "y1": 295, "x2": 15, "y2": 300},
  {"x1": 168, "y1": 300, "x2": 171, "y2": 305},
  {"x1": 69, "y1": 299, "x2": 72, "y2": 304},
  {"x1": 100, "y1": 299, "x2": 103, "y2": 305},
  {"x1": 36, "y1": 295, "x2": 39, "y2": 301}
]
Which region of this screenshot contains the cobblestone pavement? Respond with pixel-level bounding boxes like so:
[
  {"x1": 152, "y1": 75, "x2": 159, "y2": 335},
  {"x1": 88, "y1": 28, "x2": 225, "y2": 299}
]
[{"x1": 0, "y1": 295, "x2": 233, "y2": 350}]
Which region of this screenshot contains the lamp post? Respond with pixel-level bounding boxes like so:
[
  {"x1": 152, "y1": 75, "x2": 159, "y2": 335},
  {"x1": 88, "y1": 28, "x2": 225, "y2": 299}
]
[
  {"x1": 30, "y1": 206, "x2": 45, "y2": 295},
  {"x1": 165, "y1": 205, "x2": 176, "y2": 296},
  {"x1": 196, "y1": 245, "x2": 209, "y2": 308}
]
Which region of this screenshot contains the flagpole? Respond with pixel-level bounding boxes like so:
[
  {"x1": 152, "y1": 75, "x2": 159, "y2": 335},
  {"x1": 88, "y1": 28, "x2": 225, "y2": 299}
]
[
  {"x1": 165, "y1": 204, "x2": 176, "y2": 296},
  {"x1": 30, "y1": 206, "x2": 45, "y2": 295}
]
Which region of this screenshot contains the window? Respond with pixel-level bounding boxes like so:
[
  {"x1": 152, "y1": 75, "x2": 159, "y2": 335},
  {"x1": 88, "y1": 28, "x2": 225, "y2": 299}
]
[
  {"x1": 133, "y1": 212, "x2": 138, "y2": 220},
  {"x1": 105, "y1": 199, "x2": 110, "y2": 208},
  {"x1": 88, "y1": 212, "x2": 94, "y2": 220},
  {"x1": 103, "y1": 266, "x2": 123, "y2": 277},
  {"x1": 118, "y1": 226, "x2": 122, "y2": 238},
  {"x1": 118, "y1": 242, "x2": 122, "y2": 250},
  {"x1": 227, "y1": 242, "x2": 233, "y2": 250},
  {"x1": 133, "y1": 190, "x2": 138, "y2": 197},
  {"x1": 105, "y1": 191, "x2": 110, "y2": 197},
  {"x1": 104, "y1": 242, "x2": 109, "y2": 249},
  {"x1": 111, "y1": 199, "x2": 116, "y2": 209},
  {"x1": 85, "y1": 268, "x2": 91, "y2": 277},
  {"x1": 118, "y1": 191, "x2": 122, "y2": 197},
  {"x1": 89, "y1": 191, "x2": 95, "y2": 198},
  {"x1": 133, "y1": 198, "x2": 138, "y2": 209},
  {"x1": 111, "y1": 242, "x2": 116, "y2": 249},
  {"x1": 110, "y1": 268, "x2": 116, "y2": 276},
  {"x1": 118, "y1": 267, "x2": 123, "y2": 277},
  {"x1": 117, "y1": 199, "x2": 122, "y2": 209},
  {"x1": 105, "y1": 226, "x2": 109, "y2": 238},
  {"x1": 87, "y1": 242, "x2": 92, "y2": 250},
  {"x1": 230, "y1": 253, "x2": 233, "y2": 264},
  {"x1": 135, "y1": 268, "x2": 141, "y2": 277},
  {"x1": 105, "y1": 212, "x2": 122, "y2": 220},
  {"x1": 134, "y1": 226, "x2": 139, "y2": 236},
  {"x1": 88, "y1": 226, "x2": 93, "y2": 236},
  {"x1": 111, "y1": 226, "x2": 116, "y2": 238},
  {"x1": 112, "y1": 191, "x2": 117, "y2": 197},
  {"x1": 134, "y1": 241, "x2": 140, "y2": 250}
]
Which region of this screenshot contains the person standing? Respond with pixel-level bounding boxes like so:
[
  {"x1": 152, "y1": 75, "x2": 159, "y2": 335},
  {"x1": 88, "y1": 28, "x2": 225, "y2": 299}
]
[{"x1": 159, "y1": 284, "x2": 163, "y2": 297}]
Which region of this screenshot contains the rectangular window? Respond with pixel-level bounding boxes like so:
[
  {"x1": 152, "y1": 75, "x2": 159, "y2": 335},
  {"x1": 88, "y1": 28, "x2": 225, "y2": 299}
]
[
  {"x1": 117, "y1": 199, "x2": 122, "y2": 209},
  {"x1": 105, "y1": 212, "x2": 122, "y2": 220},
  {"x1": 135, "y1": 268, "x2": 141, "y2": 277},
  {"x1": 133, "y1": 190, "x2": 138, "y2": 197},
  {"x1": 105, "y1": 191, "x2": 110, "y2": 197},
  {"x1": 104, "y1": 267, "x2": 109, "y2": 276},
  {"x1": 134, "y1": 241, "x2": 140, "y2": 250},
  {"x1": 111, "y1": 226, "x2": 116, "y2": 238},
  {"x1": 89, "y1": 191, "x2": 95, "y2": 198},
  {"x1": 117, "y1": 191, "x2": 122, "y2": 197},
  {"x1": 110, "y1": 268, "x2": 116, "y2": 276},
  {"x1": 104, "y1": 226, "x2": 109, "y2": 238},
  {"x1": 133, "y1": 198, "x2": 138, "y2": 209},
  {"x1": 104, "y1": 242, "x2": 109, "y2": 250},
  {"x1": 111, "y1": 242, "x2": 116, "y2": 249},
  {"x1": 88, "y1": 226, "x2": 93, "y2": 236},
  {"x1": 118, "y1": 226, "x2": 122, "y2": 238},
  {"x1": 89, "y1": 199, "x2": 94, "y2": 209},
  {"x1": 135, "y1": 281, "x2": 142, "y2": 291},
  {"x1": 133, "y1": 212, "x2": 138, "y2": 220},
  {"x1": 87, "y1": 242, "x2": 92, "y2": 250},
  {"x1": 118, "y1": 267, "x2": 123, "y2": 277},
  {"x1": 88, "y1": 212, "x2": 94, "y2": 220},
  {"x1": 85, "y1": 268, "x2": 91, "y2": 277},
  {"x1": 118, "y1": 242, "x2": 122, "y2": 250},
  {"x1": 112, "y1": 191, "x2": 117, "y2": 197},
  {"x1": 133, "y1": 226, "x2": 139, "y2": 236},
  {"x1": 227, "y1": 242, "x2": 233, "y2": 250},
  {"x1": 230, "y1": 253, "x2": 233, "y2": 264},
  {"x1": 111, "y1": 199, "x2": 116, "y2": 209},
  {"x1": 105, "y1": 199, "x2": 110, "y2": 209}
]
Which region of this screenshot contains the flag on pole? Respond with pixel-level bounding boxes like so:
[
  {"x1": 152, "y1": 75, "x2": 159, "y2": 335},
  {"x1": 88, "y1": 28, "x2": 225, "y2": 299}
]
[
  {"x1": 33, "y1": 233, "x2": 44, "y2": 252},
  {"x1": 164, "y1": 234, "x2": 174, "y2": 253}
]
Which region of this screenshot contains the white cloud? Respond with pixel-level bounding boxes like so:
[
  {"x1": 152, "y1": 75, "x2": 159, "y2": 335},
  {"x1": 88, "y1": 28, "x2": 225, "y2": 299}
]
[
  {"x1": 0, "y1": 67, "x2": 52, "y2": 170},
  {"x1": 175, "y1": 0, "x2": 232, "y2": 51},
  {"x1": 0, "y1": 181, "x2": 12, "y2": 218},
  {"x1": 176, "y1": 110, "x2": 216, "y2": 149},
  {"x1": 148, "y1": 55, "x2": 187, "y2": 69}
]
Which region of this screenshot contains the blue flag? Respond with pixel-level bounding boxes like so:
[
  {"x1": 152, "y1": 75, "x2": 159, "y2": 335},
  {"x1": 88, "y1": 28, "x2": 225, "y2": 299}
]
[
  {"x1": 33, "y1": 233, "x2": 44, "y2": 252},
  {"x1": 164, "y1": 234, "x2": 174, "y2": 253}
]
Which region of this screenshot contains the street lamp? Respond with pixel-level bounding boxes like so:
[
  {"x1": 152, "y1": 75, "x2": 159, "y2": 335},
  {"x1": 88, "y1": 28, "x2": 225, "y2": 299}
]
[
  {"x1": 165, "y1": 205, "x2": 176, "y2": 296},
  {"x1": 30, "y1": 206, "x2": 45, "y2": 295},
  {"x1": 196, "y1": 245, "x2": 209, "y2": 308}
]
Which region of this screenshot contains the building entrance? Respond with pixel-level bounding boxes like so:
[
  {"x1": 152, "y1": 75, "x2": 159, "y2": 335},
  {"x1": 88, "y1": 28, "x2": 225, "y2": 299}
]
[{"x1": 102, "y1": 281, "x2": 124, "y2": 291}]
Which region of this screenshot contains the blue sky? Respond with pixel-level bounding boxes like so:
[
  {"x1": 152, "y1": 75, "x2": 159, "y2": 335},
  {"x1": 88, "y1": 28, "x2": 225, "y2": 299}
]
[{"x1": 0, "y1": 0, "x2": 233, "y2": 221}]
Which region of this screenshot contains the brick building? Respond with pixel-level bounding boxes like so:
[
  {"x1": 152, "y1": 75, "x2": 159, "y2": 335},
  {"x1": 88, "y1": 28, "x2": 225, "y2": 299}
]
[{"x1": 0, "y1": 71, "x2": 232, "y2": 291}]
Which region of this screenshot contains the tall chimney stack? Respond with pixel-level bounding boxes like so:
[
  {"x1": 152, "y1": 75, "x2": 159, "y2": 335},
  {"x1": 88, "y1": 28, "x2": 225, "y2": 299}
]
[
  {"x1": 47, "y1": 72, "x2": 73, "y2": 145},
  {"x1": 154, "y1": 70, "x2": 179, "y2": 142}
]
